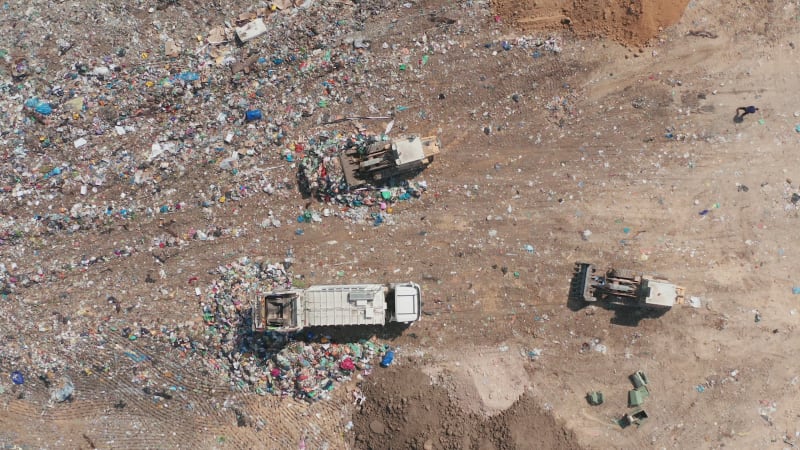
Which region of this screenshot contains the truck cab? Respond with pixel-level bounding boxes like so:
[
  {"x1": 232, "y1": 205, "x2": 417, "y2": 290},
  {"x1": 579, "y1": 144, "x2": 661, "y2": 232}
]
[{"x1": 388, "y1": 282, "x2": 422, "y2": 323}]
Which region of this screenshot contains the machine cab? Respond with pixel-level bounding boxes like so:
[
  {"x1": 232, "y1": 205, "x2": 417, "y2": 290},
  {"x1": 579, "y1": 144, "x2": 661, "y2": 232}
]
[{"x1": 389, "y1": 282, "x2": 422, "y2": 323}]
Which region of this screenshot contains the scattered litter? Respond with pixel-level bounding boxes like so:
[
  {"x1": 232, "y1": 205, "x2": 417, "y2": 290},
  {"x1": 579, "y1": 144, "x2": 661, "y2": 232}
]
[
  {"x1": 353, "y1": 389, "x2": 366, "y2": 406},
  {"x1": 124, "y1": 351, "x2": 150, "y2": 363},
  {"x1": 50, "y1": 376, "x2": 74, "y2": 403},
  {"x1": 10, "y1": 371, "x2": 24, "y2": 385},
  {"x1": 758, "y1": 400, "x2": 777, "y2": 425},
  {"x1": 593, "y1": 343, "x2": 607, "y2": 354},
  {"x1": 236, "y1": 18, "x2": 268, "y2": 43},
  {"x1": 687, "y1": 296, "x2": 703, "y2": 308},
  {"x1": 581, "y1": 338, "x2": 607, "y2": 355}
]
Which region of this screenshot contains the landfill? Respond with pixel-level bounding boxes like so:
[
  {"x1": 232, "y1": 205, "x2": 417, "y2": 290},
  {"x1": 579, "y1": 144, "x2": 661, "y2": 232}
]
[
  {"x1": 4, "y1": 0, "x2": 788, "y2": 448},
  {"x1": 0, "y1": 0, "x2": 458, "y2": 261},
  {"x1": 0, "y1": 0, "x2": 504, "y2": 415},
  {"x1": 0, "y1": 0, "x2": 441, "y2": 415}
]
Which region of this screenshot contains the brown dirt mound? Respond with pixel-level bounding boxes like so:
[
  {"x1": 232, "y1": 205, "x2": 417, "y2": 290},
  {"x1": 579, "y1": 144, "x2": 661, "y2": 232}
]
[
  {"x1": 352, "y1": 366, "x2": 580, "y2": 450},
  {"x1": 492, "y1": 0, "x2": 691, "y2": 46}
]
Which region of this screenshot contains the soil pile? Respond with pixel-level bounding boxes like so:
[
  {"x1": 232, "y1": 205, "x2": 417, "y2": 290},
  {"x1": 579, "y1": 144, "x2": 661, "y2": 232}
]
[
  {"x1": 493, "y1": 0, "x2": 691, "y2": 45},
  {"x1": 352, "y1": 366, "x2": 580, "y2": 450}
]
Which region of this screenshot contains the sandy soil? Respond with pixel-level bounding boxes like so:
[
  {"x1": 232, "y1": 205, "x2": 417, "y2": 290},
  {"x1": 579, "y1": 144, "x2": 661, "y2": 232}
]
[
  {"x1": 492, "y1": 0, "x2": 691, "y2": 45},
  {"x1": 3, "y1": 0, "x2": 800, "y2": 449}
]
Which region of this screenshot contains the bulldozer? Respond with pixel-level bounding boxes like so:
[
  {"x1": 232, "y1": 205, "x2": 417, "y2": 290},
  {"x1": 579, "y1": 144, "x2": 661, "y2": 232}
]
[
  {"x1": 571, "y1": 262, "x2": 685, "y2": 311},
  {"x1": 339, "y1": 135, "x2": 439, "y2": 187}
]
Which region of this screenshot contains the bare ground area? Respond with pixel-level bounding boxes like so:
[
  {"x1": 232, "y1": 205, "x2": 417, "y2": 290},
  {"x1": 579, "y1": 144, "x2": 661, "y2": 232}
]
[
  {"x1": 2, "y1": 0, "x2": 800, "y2": 449},
  {"x1": 352, "y1": 365, "x2": 578, "y2": 450}
]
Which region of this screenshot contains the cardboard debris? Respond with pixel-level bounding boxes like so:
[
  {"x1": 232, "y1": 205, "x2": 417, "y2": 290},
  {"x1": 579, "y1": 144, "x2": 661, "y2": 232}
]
[
  {"x1": 63, "y1": 97, "x2": 84, "y2": 112},
  {"x1": 237, "y1": 11, "x2": 259, "y2": 23},
  {"x1": 207, "y1": 26, "x2": 228, "y2": 45},
  {"x1": 209, "y1": 46, "x2": 231, "y2": 66},
  {"x1": 272, "y1": 0, "x2": 294, "y2": 9},
  {"x1": 165, "y1": 39, "x2": 181, "y2": 57}
]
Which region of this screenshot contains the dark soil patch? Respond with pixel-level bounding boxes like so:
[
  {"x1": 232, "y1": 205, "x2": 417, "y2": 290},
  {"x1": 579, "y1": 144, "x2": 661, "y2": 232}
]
[{"x1": 352, "y1": 366, "x2": 581, "y2": 450}]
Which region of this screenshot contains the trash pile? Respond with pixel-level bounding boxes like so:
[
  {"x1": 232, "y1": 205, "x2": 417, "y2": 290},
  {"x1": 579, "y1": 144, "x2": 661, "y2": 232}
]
[
  {"x1": 0, "y1": 0, "x2": 569, "y2": 419},
  {"x1": 189, "y1": 256, "x2": 390, "y2": 400},
  {"x1": 255, "y1": 339, "x2": 389, "y2": 401},
  {"x1": 0, "y1": 5, "x2": 445, "y2": 282},
  {"x1": 1, "y1": 0, "x2": 441, "y2": 251},
  {"x1": 501, "y1": 36, "x2": 563, "y2": 55}
]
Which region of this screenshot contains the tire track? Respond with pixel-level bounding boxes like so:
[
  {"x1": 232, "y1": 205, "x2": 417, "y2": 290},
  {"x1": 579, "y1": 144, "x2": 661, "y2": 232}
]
[{"x1": 1, "y1": 330, "x2": 353, "y2": 448}]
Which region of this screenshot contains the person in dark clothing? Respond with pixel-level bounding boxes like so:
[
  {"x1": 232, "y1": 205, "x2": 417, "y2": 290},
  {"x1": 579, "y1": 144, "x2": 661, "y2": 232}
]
[{"x1": 736, "y1": 105, "x2": 758, "y2": 117}]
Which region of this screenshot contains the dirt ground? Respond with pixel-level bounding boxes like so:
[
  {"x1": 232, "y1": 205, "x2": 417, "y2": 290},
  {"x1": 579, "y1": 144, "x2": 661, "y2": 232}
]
[
  {"x1": 352, "y1": 365, "x2": 578, "y2": 450},
  {"x1": 2, "y1": 0, "x2": 800, "y2": 449}
]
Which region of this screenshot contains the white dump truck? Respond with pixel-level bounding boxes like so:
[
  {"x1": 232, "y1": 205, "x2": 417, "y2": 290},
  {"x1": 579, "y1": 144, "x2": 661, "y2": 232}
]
[{"x1": 251, "y1": 282, "x2": 422, "y2": 333}]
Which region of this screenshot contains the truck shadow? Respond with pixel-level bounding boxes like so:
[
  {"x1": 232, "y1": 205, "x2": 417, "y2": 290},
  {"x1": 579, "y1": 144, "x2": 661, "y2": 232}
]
[
  {"x1": 238, "y1": 306, "x2": 412, "y2": 360},
  {"x1": 297, "y1": 323, "x2": 412, "y2": 343},
  {"x1": 566, "y1": 272, "x2": 668, "y2": 327}
]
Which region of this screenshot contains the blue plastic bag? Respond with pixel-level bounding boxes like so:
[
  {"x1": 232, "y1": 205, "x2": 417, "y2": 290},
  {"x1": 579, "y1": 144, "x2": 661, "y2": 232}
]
[
  {"x1": 35, "y1": 102, "x2": 53, "y2": 115},
  {"x1": 10, "y1": 371, "x2": 24, "y2": 385},
  {"x1": 245, "y1": 109, "x2": 262, "y2": 121},
  {"x1": 25, "y1": 98, "x2": 53, "y2": 115},
  {"x1": 380, "y1": 350, "x2": 395, "y2": 368},
  {"x1": 177, "y1": 72, "x2": 199, "y2": 82}
]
